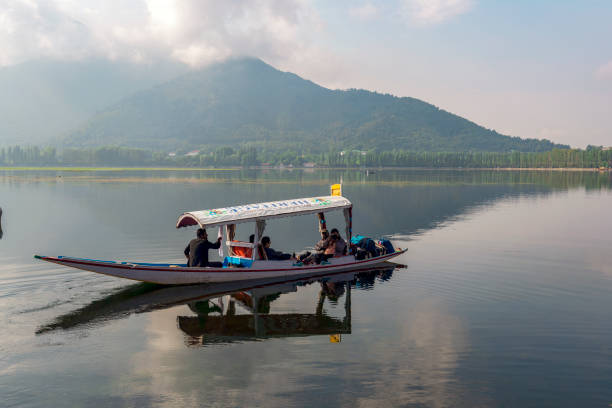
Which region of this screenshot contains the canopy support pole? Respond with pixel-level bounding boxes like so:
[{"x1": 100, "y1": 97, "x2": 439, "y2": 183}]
[
  {"x1": 343, "y1": 207, "x2": 352, "y2": 243},
  {"x1": 226, "y1": 224, "x2": 236, "y2": 241},
  {"x1": 252, "y1": 219, "x2": 266, "y2": 260},
  {"x1": 252, "y1": 224, "x2": 259, "y2": 261},
  {"x1": 225, "y1": 224, "x2": 236, "y2": 256},
  {"x1": 317, "y1": 212, "x2": 327, "y2": 232}
]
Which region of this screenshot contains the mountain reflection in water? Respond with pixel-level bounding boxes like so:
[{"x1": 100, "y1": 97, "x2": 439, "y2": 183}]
[{"x1": 37, "y1": 267, "x2": 397, "y2": 346}]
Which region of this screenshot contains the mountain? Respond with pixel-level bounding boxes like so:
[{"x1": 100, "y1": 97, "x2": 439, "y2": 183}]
[
  {"x1": 65, "y1": 58, "x2": 567, "y2": 152},
  {"x1": 0, "y1": 59, "x2": 187, "y2": 145}
]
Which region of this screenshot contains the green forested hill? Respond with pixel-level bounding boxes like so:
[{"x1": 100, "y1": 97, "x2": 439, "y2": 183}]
[{"x1": 66, "y1": 58, "x2": 568, "y2": 152}]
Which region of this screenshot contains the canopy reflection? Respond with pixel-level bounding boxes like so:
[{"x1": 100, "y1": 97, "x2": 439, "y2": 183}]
[{"x1": 178, "y1": 273, "x2": 354, "y2": 345}]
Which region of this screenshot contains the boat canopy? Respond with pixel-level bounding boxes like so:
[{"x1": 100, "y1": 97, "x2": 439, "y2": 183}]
[{"x1": 176, "y1": 195, "x2": 352, "y2": 229}]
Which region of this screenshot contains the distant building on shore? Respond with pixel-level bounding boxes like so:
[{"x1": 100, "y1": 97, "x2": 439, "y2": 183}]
[
  {"x1": 303, "y1": 162, "x2": 316, "y2": 168},
  {"x1": 340, "y1": 150, "x2": 367, "y2": 156}
]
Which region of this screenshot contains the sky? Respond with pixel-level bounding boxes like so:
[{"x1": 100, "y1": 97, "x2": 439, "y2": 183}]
[{"x1": 1, "y1": 0, "x2": 611, "y2": 147}]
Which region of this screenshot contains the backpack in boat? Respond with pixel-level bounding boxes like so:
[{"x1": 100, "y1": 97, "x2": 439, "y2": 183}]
[
  {"x1": 378, "y1": 239, "x2": 395, "y2": 254},
  {"x1": 353, "y1": 237, "x2": 379, "y2": 258},
  {"x1": 355, "y1": 247, "x2": 368, "y2": 260}
]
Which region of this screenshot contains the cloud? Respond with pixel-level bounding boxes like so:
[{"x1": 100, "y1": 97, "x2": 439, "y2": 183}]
[
  {"x1": 595, "y1": 60, "x2": 612, "y2": 80},
  {"x1": 349, "y1": 3, "x2": 379, "y2": 21},
  {"x1": 0, "y1": 0, "x2": 322, "y2": 67},
  {"x1": 125, "y1": 287, "x2": 483, "y2": 407},
  {"x1": 0, "y1": 0, "x2": 95, "y2": 65},
  {"x1": 401, "y1": 0, "x2": 474, "y2": 25}
]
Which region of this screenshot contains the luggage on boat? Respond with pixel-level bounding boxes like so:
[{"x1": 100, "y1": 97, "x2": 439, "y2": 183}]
[
  {"x1": 355, "y1": 248, "x2": 368, "y2": 260},
  {"x1": 350, "y1": 235, "x2": 366, "y2": 245},
  {"x1": 378, "y1": 239, "x2": 395, "y2": 254},
  {"x1": 351, "y1": 235, "x2": 380, "y2": 258},
  {"x1": 350, "y1": 236, "x2": 394, "y2": 259}
]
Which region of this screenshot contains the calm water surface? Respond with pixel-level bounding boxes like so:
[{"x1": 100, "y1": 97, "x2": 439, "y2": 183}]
[{"x1": 1, "y1": 169, "x2": 611, "y2": 407}]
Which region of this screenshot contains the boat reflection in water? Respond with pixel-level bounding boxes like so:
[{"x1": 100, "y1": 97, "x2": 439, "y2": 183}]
[
  {"x1": 180, "y1": 272, "x2": 353, "y2": 346},
  {"x1": 37, "y1": 266, "x2": 398, "y2": 345}
]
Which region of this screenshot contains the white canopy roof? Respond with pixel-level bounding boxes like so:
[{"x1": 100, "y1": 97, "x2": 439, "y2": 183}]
[{"x1": 176, "y1": 195, "x2": 352, "y2": 229}]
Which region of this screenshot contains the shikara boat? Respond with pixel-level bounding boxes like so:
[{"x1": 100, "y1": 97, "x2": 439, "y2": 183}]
[{"x1": 35, "y1": 185, "x2": 406, "y2": 284}]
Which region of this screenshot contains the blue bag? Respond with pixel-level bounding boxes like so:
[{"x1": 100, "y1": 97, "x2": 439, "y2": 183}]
[
  {"x1": 362, "y1": 238, "x2": 379, "y2": 257},
  {"x1": 378, "y1": 239, "x2": 395, "y2": 254},
  {"x1": 351, "y1": 235, "x2": 366, "y2": 245}
]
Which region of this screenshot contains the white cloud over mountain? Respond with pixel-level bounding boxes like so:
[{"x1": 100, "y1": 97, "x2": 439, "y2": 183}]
[
  {"x1": 401, "y1": 0, "x2": 474, "y2": 25},
  {"x1": 349, "y1": 3, "x2": 379, "y2": 21},
  {"x1": 0, "y1": 0, "x2": 320, "y2": 67}
]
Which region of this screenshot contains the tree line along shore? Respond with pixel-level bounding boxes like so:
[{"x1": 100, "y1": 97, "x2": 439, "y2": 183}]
[{"x1": 1, "y1": 145, "x2": 611, "y2": 170}]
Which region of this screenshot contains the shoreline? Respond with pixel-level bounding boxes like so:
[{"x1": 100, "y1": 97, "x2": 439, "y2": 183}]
[
  {"x1": 0, "y1": 166, "x2": 610, "y2": 172},
  {"x1": 0, "y1": 166, "x2": 241, "y2": 172}
]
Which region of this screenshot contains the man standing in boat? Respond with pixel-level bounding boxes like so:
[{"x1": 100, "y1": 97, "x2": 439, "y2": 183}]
[{"x1": 184, "y1": 228, "x2": 223, "y2": 267}]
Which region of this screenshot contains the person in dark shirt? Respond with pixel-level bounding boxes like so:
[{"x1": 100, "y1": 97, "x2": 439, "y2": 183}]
[
  {"x1": 314, "y1": 230, "x2": 330, "y2": 253},
  {"x1": 330, "y1": 228, "x2": 347, "y2": 256},
  {"x1": 184, "y1": 228, "x2": 222, "y2": 267},
  {"x1": 297, "y1": 229, "x2": 330, "y2": 264},
  {"x1": 317, "y1": 228, "x2": 347, "y2": 264},
  {"x1": 260, "y1": 236, "x2": 292, "y2": 260}
]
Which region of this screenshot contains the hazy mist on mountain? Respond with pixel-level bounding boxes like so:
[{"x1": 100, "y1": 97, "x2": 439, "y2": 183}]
[{"x1": 0, "y1": 59, "x2": 187, "y2": 145}]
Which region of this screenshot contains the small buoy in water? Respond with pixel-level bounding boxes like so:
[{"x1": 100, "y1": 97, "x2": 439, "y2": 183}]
[{"x1": 0, "y1": 206, "x2": 3, "y2": 239}]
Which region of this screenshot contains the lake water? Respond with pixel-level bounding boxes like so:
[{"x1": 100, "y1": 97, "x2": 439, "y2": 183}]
[{"x1": 1, "y1": 169, "x2": 611, "y2": 407}]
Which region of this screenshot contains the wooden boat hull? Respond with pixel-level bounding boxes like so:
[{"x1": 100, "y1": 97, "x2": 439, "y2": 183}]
[{"x1": 34, "y1": 250, "x2": 407, "y2": 285}]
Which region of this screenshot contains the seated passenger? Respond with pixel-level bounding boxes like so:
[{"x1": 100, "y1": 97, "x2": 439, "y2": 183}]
[
  {"x1": 330, "y1": 228, "x2": 347, "y2": 256},
  {"x1": 321, "y1": 235, "x2": 337, "y2": 262},
  {"x1": 318, "y1": 229, "x2": 347, "y2": 263},
  {"x1": 298, "y1": 230, "x2": 330, "y2": 264},
  {"x1": 184, "y1": 228, "x2": 223, "y2": 267},
  {"x1": 261, "y1": 236, "x2": 292, "y2": 260},
  {"x1": 314, "y1": 230, "x2": 331, "y2": 253}
]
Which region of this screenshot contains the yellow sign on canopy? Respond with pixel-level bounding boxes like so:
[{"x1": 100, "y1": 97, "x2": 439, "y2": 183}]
[{"x1": 330, "y1": 184, "x2": 342, "y2": 196}]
